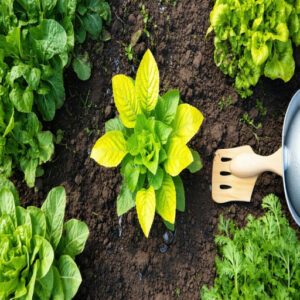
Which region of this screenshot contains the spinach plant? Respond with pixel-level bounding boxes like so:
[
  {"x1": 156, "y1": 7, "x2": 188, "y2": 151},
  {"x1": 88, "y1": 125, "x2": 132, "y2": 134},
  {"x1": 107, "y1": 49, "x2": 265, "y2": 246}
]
[
  {"x1": 0, "y1": 0, "x2": 110, "y2": 187},
  {"x1": 201, "y1": 194, "x2": 300, "y2": 299},
  {"x1": 0, "y1": 185, "x2": 89, "y2": 299},
  {"x1": 91, "y1": 50, "x2": 204, "y2": 237},
  {"x1": 207, "y1": 0, "x2": 300, "y2": 98}
]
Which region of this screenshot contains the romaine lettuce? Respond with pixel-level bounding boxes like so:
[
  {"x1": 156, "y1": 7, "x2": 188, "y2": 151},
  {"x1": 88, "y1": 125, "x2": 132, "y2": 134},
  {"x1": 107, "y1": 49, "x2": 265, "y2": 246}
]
[{"x1": 0, "y1": 185, "x2": 89, "y2": 300}]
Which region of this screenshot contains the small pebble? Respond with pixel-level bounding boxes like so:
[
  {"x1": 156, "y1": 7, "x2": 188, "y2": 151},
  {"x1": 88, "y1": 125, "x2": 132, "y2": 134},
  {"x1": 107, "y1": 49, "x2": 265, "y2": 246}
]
[
  {"x1": 75, "y1": 174, "x2": 83, "y2": 185},
  {"x1": 163, "y1": 231, "x2": 175, "y2": 245},
  {"x1": 105, "y1": 105, "x2": 112, "y2": 118},
  {"x1": 159, "y1": 244, "x2": 168, "y2": 253}
]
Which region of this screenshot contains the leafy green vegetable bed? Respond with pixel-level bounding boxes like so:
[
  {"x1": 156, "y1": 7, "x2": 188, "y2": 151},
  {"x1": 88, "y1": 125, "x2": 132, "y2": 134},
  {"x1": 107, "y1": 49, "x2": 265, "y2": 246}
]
[
  {"x1": 0, "y1": 183, "x2": 89, "y2": 299},
  {"x1": 0, "y1": 0, "x2": 110, "y2": 187}
]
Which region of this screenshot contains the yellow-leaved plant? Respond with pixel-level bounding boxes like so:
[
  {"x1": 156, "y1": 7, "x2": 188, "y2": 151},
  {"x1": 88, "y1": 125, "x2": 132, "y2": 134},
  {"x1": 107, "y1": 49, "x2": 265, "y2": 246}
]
[{"x1": 91, "y1": 50, "x2": 204, "y2": 237}]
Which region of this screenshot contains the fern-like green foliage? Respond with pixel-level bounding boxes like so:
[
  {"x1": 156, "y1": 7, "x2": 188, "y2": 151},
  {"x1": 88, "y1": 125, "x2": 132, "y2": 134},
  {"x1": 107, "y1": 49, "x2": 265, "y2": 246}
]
[{"x1": 201, "y1": 194, "x2": 300, "y2": 299}]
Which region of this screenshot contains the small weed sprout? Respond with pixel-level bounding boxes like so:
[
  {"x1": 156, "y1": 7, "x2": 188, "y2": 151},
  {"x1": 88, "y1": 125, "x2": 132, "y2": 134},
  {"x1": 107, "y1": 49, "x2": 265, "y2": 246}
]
[
  {"x1": 140, "y1": 4, "x2": 151, "y2": 38},
  {"x1": 124, "y1": 44, "x2": 134, "y2": 62},
  {"x1": 256, "y1": 99, "x2": 267, "y2": 117},
  {"x1": 240, "y1": 113, "x2": 262, "y2": 130},
  {"x1": 218, "y1": 96, "x2": 233, "y2": 110}
]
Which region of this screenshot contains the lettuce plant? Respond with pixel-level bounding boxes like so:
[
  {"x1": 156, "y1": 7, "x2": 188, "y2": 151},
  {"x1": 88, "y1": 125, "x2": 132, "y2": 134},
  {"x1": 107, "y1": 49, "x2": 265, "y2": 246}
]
[
  {"x1": 0, "y1": 0, "x2": 110, "y2": 187},
  {"x1": 91, "y1": 50, "x2": 204, "y2": 237},
  {"x1": 0, "y1": 186, "x2": 89, "y2": 299},
  {"x1": 201, "y1": 194, "x2": 300, "y2": 299},
  {"x1": 207, "y1": 0, "x2": 300, "y2": 98}
]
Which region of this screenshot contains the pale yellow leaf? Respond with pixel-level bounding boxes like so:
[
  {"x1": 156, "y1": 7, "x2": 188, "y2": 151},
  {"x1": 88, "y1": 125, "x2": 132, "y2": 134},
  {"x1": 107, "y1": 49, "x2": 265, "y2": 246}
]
[
  {"x1": 136, "y1": 186, "x2": 156, "y2": 238},
  {"x1": 172, "y1": 104, "x2": 204, "y2": 144},
  {"x1": 90, "y1": 131, "x2": 127, "y2": 167},
  {"x1": 112, "y1": 74, "x2": 140, "y2": 128},
  {"x1": 164, "y1": 138, "x2": 193, "y2": 176},
  {"x1": 135, "y1": 49, "x2": 159, "y2": 112},
  {"x1": 156, "y1": 174, "x2": 176, "y2": 224}
]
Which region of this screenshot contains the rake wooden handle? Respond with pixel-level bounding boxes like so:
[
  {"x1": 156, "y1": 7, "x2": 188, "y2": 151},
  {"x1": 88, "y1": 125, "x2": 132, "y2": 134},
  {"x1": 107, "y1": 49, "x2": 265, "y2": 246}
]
[{"x1": 230, "y1": 148, "x2": 283, "y2": 178}]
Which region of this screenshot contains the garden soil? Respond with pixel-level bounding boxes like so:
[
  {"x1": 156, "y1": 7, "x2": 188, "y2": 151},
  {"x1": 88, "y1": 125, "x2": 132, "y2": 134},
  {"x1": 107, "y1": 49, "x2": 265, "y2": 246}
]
[{"x1": 15, "y1": 0, "x2": 300, "y2": 299}]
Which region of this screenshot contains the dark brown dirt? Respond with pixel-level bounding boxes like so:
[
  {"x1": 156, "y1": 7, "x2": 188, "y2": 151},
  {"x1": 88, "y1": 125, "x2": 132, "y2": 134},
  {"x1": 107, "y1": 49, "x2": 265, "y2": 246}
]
[{"x1": 15, "y1": 0, "x2": 300, "y2": 299}]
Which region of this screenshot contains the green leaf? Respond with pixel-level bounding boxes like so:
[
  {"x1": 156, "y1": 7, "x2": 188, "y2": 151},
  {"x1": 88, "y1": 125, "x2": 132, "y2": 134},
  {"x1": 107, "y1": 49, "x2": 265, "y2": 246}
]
[
  {"x1": 62, "y1": 16, "x2": 75, "y2": 51},
  {"x1": 9, "y1": 86, "x2": 33, "y2": 113},
  {"x1": 117, "y1": 184, "x2": 135, "y2": 216},
  {"x1": 35, "y1": 267, "x2": 54, "y2": 300},
  {"x1": 26, "y1": 68, "x2": 41, "y2": 90},
  {"x1": 37, "y1": 131, "x2": 54, "y2": 163},
  {"x1": 91, "y1": 131, "x2": 128, "y2": 167},
  {"x1": 209, "y1": 3, "x2": 229, "y2": 28},
  {"x1": 264, "y1": 41, "x2": 295, "y2": 82},
  {"x1": 46, "y1": 68, "x2": 66, "y2": 109},
  {"x1": 57, "y1": 0, "x2": 77, "y2": 16},
  {"x1": 155, "y1": 121, "x2": 172, "y2": 144},
  {"x1": 82, "y1": 13, "x2": 103, "y2": 39},
  {"x1": 159, "y1": 148, "x2": 167, "y2": 163},
  {"x1": 77, "y1": 4, "x2": 87, "y2": 15},
  {"x1": 163, "y1": 220, "x2": 175, "y2": 231},
  {"x1": 72, "y1": 52, "x2": 91, "y2": 81},
  {"x1": 188, "y1": 150, "x2": 203, "y2": 173},
  {"x1": 155, "y1": 90, "x2": 180, "y2": 124},
  {"x1": 148, "y1": 167, "x2": 164, "y2": 190},
  {"x1": 57, "y1": 219, "x2": 89, "y2": 258},
  {"x1": 75, "y1": 25, "x2": 86, "y2": 44},
  {"x1": 0, "y1": 176, "x2": 19, "y2": 204},
  {"x1": 251, "y1": 32, "x2": 269, "y2": 66},
  {"x1": 37, "y1": 69, "x2": 65, "y2": 121},
  {"x1": 7, "y1": 64, "x2": 29, "y2": 86},
  {"x1": 123, "y1": 160, "x2": 140, "y2": 192},
  {"x1": 16, "y1": 206, "x2": 31, "y2": 227},
  {"x1": 36, "y1": 94, "x2": 56, "y2": 122},
  {"x1": 25, "y1": 260, "x2": 39, "y2": 300},
  {"x1": 30, "y1": 19, "x2": 67, "y2": 61},
  {"x1": 41, "y1": 187, "x2": 66, "y2": 249},
  {"x1": 105, "y1": 117, "x2": 125, "y2": 132},
  {"x1": 273, "y1": 23, "x2": 289, "y2": 42},
  {"x1": 0, "y1": 188, "x2": 16, "y2": 221},
  {"x1": 27, "y1": 206, "x2": 46, "y2": 236},
  {"x1": 20, "y1": 158, "x2": 38, "y2": 188},
  {"x1": 173, "y1": 176, "x2": 185, "y2": 212},
  {"x1": 135, "y1": 50, "x2": 159, "y2": 112},
  {"x1": 136, "y1": 186, "x2": 156, "y2": 237},
  {"x1": 59, "y1": 255, "x2": 82, "y2": 300},
  {"x1": 52, "y1": 266, "x2": 65, "y2": 299},
  {"x1": 42, "y1": 0, "x2": 58, "y2": 12},
  {"x1": 3, "y1": 105, "x2": 14, "y2": 137},
  {"x1": 155, "y1": 174, "x2": 176, "y2": 224},
  {"x1": 36, "y1": 236, "x2": 54, "y2": 279}
]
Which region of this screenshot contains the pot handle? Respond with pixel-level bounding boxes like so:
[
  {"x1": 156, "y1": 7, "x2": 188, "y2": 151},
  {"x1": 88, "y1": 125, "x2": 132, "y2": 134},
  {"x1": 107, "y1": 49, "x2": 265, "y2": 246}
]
[{"x1": 230, "y1": 148, "x2": 283, "y2": 178}]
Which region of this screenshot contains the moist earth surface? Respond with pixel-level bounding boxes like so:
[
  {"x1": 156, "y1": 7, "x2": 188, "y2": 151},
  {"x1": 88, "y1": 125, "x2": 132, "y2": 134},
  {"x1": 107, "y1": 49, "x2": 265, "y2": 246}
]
[{"x1": 15, "y1": 0, "x2": 300, "y2": 299}]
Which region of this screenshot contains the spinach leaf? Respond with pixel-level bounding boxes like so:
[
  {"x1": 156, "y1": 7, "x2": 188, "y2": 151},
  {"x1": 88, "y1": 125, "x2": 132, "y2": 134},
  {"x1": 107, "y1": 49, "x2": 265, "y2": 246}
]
[{"x1": 0, "y1": 0, "x2": 110, "y2": 187}]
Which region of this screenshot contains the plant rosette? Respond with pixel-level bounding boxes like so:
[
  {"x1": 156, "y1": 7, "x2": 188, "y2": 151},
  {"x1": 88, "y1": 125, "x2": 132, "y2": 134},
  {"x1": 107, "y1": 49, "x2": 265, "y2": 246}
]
[
  {"x1": 0, "y1": 185, "x2": 89, "y2": 300},
  {"x1": 207, "y1": 0, "x2": 300, "y2": 97},
  {"x1": 91, "y1": 49, "x2": 204, "y2": 237}
]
